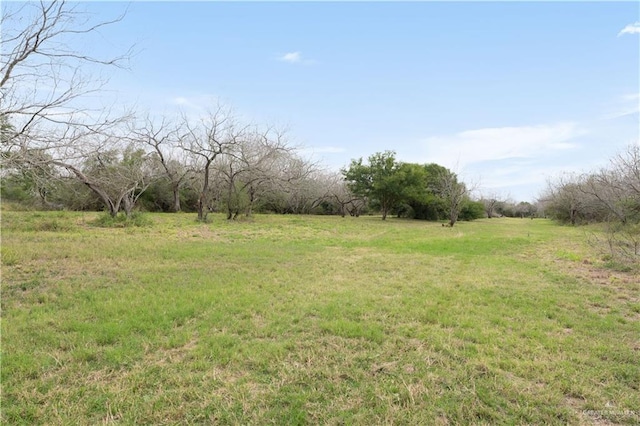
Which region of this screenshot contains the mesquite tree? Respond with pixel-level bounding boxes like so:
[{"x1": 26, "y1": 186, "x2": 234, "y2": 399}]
[
  {"x1": 180, "y1": 106, "x2": 247, "y2": 222},
  {"x1": 543, "y1": 144, "x2": 640, "y2": 266},
  {"x1": 130, "y1": 115, "x2": 191, "y2": 212},
  {"x1": 1, "y1": 1, "x2": 130, "y2": 148},
  {"x1": 0, "y1": 1, "x2": 137, "y2": 215}
]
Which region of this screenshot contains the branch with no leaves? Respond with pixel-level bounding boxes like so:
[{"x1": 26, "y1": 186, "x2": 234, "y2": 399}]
[{"x1": 1, "y1": 0, "x2": 133, "y2": 144}]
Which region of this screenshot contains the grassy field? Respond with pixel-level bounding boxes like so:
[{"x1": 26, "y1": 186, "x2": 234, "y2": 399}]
[{"x1": 1, "y1": 211, "x2": 638, "y2": 425}]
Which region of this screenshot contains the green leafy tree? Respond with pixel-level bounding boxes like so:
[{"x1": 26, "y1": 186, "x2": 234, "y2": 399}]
[
  {"x1": 407, "y1": 163, "x2": 450, "y2": 220},
  {"x1": 343, "y1": 151, "x2": 420, "y2": 220}
]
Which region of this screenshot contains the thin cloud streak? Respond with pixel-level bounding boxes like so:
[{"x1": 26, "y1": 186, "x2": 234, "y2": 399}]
[{"x1": 602, "y1": 93, "x2": 640, "y2": 119}]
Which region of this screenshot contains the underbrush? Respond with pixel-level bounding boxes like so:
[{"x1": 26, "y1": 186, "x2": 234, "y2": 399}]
[
  {"x1": 89, "y1": 211, "x2": 153, "y2": 228},
  {"x1": 588, "y1": 222, "x2": 639, "y2": 273}
]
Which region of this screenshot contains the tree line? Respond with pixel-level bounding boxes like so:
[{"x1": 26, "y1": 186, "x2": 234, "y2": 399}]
[
  {"x1": 1, "y1": 109, "x2": 332, "y2": 221},
  {"x1": 2, "y1": 107, "x2": 487, "y2": 226},
  {"x1": 540, "y1": 145, "x2": 640, "y2": 267},
  {"x1": 0, "y1": 1, "x2": 488, "y2": 225}
]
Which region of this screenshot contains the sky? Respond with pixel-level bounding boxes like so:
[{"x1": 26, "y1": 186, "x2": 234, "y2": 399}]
[{"x1": 41, "y1": 2, "x2": 640, "y2": 201}]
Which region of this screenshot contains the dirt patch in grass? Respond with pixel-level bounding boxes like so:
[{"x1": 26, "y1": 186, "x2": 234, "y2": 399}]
[
  {"x1": 564, "y1": 397, "x2": 619, "y2": 426},
  {"x1": 559, "y1": 254, "x2": 639, "y2": 289},
  {"x1": 176, "y1": 226, "x2": 230, "y2": 242}
]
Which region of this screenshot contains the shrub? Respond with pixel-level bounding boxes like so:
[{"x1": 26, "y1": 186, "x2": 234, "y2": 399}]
[{"x1": 459, "y1": 200, "x2": 485, "y2": 221}]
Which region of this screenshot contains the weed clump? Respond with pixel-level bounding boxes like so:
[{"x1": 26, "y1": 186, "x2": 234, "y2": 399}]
[
  {"x1": 36, "y1": 219, "x2": 73, "y2": 232},
  {"x1": 1, "y1": 247, "x2": 19, "y2": 266},
  {"x1": 90, "y1": 212, "x2": 153, "y2": 228}
]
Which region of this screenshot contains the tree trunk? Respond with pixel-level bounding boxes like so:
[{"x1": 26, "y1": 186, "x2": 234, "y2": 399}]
[
  {"x1": 197, "y1": 161, "x2": 212, "y2": 222},
  {"x1": 172, "y1": 184, "x2": 181, "y2": 212},
  {"x1": 449, "y1": 211, "x2": 457, "y2": 227},
  {"x1": 226, "y1": 176, "x2": 235, "y2": 220},
  {"x1": 245, "y1": 187, "x2": 256, "y2": 217},
  {"x1": 122, "y1": 193, "x2": 135, "y2": 218},
  {"x1": 197, "y1": 197, "x2": 206, "y2": 221}
]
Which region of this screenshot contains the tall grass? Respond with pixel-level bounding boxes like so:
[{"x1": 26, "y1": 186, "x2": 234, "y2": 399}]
[{"x1": 2, "y1": 212, "x2": 638, "y2": 424}]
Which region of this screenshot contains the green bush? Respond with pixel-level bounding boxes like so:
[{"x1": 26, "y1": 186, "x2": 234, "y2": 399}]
[{"x1": 459, "y1": 200, "x2": 485, "y2": 221}]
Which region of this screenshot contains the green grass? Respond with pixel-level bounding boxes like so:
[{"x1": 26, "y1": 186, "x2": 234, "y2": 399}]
[{"x1": 2, "y1": 212, "x2": 639, "y2": 424}]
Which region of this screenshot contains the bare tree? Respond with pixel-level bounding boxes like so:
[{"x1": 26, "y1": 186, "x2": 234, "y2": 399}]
[
  {"x1": 179, "y1": 106, "x2": 247, "y2": 222},
  {"x1": 1, "y1": 0, "x2": 137, "y2": 216},
  {"x1": 325, "y1": 172, "x2": 353, "y2": 217},
  {"x1": 589, "y1": 145, "x2": 640, "y2": 263},
  {"x1": 433, "y1": 168, "x2": 473, "y2": 227},
  {"x1": 543, "y1": 145, "x2": 640, "y2": 267},
  {"x1": 215, "y1": 126, "x2": 293, "y2": 219},
  {"x1": 7, "y1": 122, "x2": 154, "y2": 218},
  {"x1": 541, "y1": 174, "x2": 589, "y2": 225},
  {"x1": 320, "y1": 171, "x2": 367, "y2": 217},
  {"x1": 578, "y1": 145, "x2": 640, "y2": 225},
  {"x1": 56, "y1": 131, "x2": 154, "y2": 218},
  {"x1": 129, "y1": 115, "x2": 191, "y2": 212},
  {"x1": 515, "y1": 201, "x2": 537, "y2": 218},
  {"x1": 1, "y1": 1, "x2": 130, "y2": 146},
  {"x1": 480, "y1": 192, "x2": 501, "y2": 218},
  {"x1": 277, "y1": 155, "x2": 325, "y2": 214}
]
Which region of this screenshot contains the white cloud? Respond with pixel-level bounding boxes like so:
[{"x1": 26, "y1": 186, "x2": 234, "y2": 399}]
[
  {"x1": 278, "y1": 51, "x2": 317, "y2": 65},
  {"x1": 419, "y1": 122, "x2": 584, "y2": 169},
  {"x1": 618, "y1": 22, "x2": 640, "y2": 36},
  {"x1": 280, "y1": 52, "x2": 302, "y2": 63}
]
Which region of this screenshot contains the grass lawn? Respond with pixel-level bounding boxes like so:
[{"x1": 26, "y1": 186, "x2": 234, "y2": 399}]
[{"x1": 1, "y1": 211, "x2": 638, "y2": 425}]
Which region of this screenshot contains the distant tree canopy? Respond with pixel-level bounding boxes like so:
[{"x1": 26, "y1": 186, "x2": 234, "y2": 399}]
[{"x1": 342, "y1": 151, "x2": 482, "y2": 225}]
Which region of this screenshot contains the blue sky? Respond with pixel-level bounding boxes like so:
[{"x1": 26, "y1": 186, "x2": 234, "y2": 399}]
[{"x1": 81, "y1": 2, "x2": 639, "y2": 201}]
